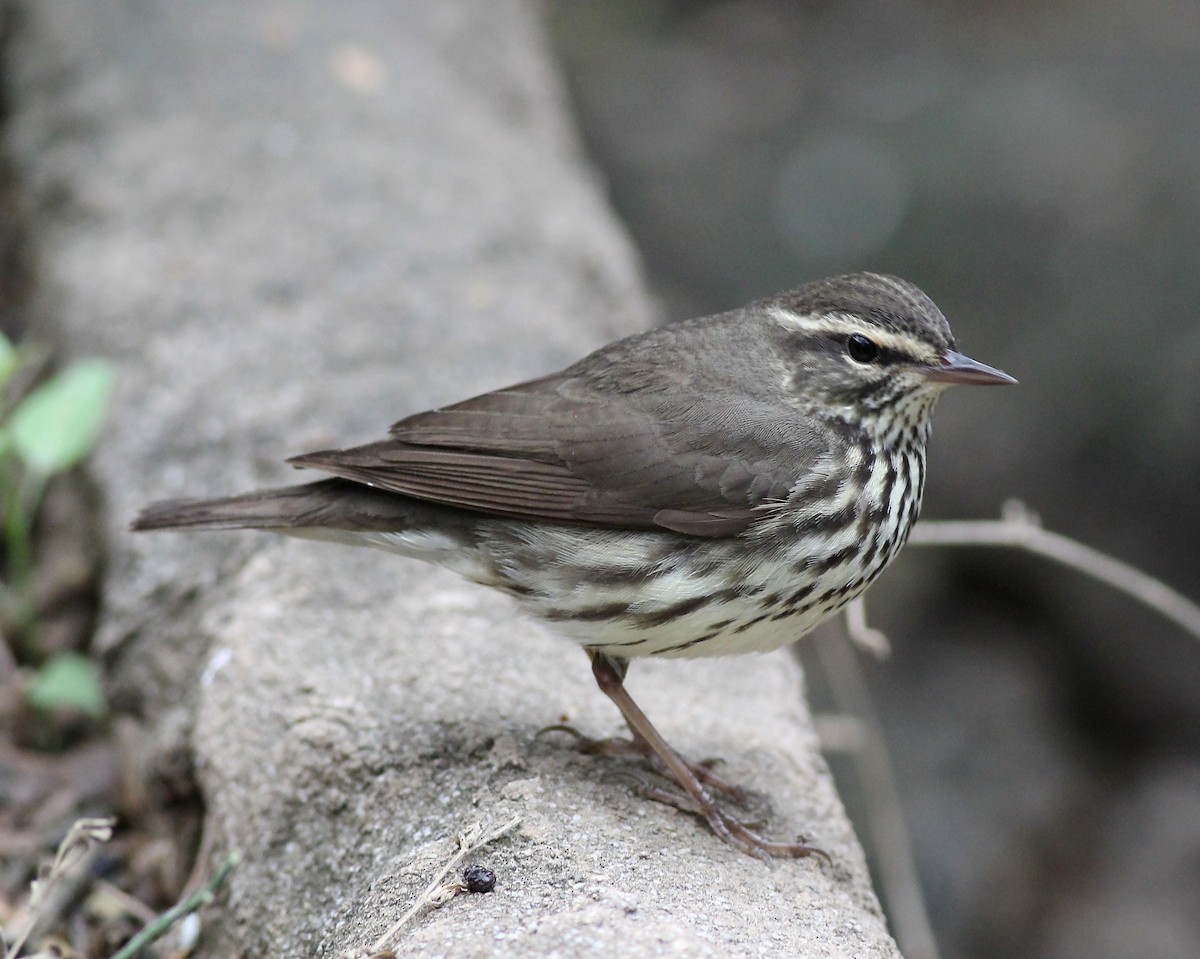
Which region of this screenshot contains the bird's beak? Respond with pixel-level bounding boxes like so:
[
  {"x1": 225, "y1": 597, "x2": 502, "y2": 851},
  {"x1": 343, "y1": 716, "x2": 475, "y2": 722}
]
[{"x1": 925, "y1": 350, "x2": 1017, "y2": 386}]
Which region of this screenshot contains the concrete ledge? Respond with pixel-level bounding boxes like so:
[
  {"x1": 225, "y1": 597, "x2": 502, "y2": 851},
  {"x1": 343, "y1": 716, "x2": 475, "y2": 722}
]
[{"x1": 8, "y1": 1, "x2": 900, "y2": 956}]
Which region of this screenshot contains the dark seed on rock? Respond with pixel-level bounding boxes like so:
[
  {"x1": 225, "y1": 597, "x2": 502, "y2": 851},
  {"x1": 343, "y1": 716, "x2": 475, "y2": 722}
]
[{"x1": 463, "y1": 864, "x2": 496, "y2": 893}]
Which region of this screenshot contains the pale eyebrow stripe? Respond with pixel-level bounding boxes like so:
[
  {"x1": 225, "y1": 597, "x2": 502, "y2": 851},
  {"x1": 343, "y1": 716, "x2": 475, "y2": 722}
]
[{"x1": 768, "y1": 307, "x2": 927, "y2": 357}]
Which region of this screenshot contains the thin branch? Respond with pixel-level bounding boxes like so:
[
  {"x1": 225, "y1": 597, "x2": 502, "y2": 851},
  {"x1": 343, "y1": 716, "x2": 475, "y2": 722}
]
[
  {"x1": 360, "y1": 816, "x2": 521, "y2": 958},
  {"x1": 907, "y1": 500, "x2": 1200, "y2": 641},
  {"x1": 3, "y1": 817, "x2": 115, "y2": 959},
  {"x1": 813, "y1": 634, "x2": 941, "y2": 959},
  {"x1": 821, "y1": 501, "x2": 1200, "y2": 958},
  {"x1": 844, "y1": 596, "x2": 891, "y2": 658},
  {"x1": 109, "y1": 851, "x2": 240, "y2": 959}
]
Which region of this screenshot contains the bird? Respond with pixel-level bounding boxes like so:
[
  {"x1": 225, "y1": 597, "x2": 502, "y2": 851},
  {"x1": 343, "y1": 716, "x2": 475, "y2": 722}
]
[{"x1": 133, "y1": 271, "x2": 1015, "y2": 859}]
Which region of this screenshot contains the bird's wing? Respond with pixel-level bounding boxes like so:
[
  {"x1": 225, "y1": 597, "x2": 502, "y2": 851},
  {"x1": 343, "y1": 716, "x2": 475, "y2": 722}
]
[{"x1": 288, "y1": 371, "x2": 830, "y2": 538}]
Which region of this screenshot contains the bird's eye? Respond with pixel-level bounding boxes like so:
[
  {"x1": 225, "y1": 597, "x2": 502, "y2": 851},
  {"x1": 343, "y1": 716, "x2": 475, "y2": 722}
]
[{"x1": 846, "y1": 333, "x2": 880, "y2": 364}]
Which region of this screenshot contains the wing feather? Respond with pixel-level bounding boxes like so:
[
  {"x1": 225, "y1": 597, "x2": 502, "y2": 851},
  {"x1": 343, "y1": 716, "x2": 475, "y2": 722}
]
[{"x1": 289, "y1": 338, "x2": 831, "y2": 537}]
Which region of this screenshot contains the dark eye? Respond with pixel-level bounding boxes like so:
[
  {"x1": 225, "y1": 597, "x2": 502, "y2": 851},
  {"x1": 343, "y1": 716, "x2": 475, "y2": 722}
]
[{"x1": 846, "y1": 333, "x2": 880, "y2": 364}]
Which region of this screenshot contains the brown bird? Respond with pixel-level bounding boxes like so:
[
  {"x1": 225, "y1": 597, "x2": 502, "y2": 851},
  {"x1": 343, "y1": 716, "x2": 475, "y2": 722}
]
[{"x1": 133, "y1": 272, "x2": 1015, "y2": 859}]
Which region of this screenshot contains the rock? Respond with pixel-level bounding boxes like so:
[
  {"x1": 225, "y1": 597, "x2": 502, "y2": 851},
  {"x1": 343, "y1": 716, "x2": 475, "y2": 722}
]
[{"x1": 7, "y1": 1, "x2": 898, "y2": 955}]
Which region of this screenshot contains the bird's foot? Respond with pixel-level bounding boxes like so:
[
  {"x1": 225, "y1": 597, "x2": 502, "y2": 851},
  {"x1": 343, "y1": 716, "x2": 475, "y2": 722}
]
[
  {"x1": 622, "y1": 770, "x2": 830, "y2": 862},
  {"x1": 539, "y1": 723, "x2": 747, "y2": 803}
]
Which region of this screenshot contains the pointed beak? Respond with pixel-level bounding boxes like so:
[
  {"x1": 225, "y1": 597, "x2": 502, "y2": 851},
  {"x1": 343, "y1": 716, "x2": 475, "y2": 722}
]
[{"x1": 924, "y1": 349, "x2": 1017, "y2": 386}]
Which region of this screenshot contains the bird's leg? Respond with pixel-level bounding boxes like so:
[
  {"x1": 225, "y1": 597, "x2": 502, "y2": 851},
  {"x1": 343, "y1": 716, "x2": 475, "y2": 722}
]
[{"x1": 585, "y1": 649, "x2": 826, "y2": 861}]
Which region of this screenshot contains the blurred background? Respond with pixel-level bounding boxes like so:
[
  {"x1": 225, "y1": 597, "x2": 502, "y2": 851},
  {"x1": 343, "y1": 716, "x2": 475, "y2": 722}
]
[{"x1": 549, "y1": 2, "x2": 1199, "y2": 958}]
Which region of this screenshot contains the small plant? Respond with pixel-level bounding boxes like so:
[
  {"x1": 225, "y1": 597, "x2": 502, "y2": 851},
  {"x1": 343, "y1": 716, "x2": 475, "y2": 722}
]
[{"x1": 0, "y1": 332, "x2": 113, "y2": 716}]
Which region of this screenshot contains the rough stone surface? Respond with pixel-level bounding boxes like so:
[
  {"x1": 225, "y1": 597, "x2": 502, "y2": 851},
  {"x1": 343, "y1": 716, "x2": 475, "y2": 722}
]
[{"x1": 8, "y1": 2, "x2": 901, "y2": 956}]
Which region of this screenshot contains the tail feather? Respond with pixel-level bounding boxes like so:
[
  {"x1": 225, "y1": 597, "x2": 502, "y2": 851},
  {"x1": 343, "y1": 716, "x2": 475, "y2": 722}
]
[{"x1": 131, "y1": 478, "x2": 429, "y2": 533}]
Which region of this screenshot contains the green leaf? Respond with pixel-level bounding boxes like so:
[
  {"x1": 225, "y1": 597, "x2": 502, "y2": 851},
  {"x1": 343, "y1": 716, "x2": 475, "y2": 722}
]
[
  {"x1": 10, "y1": 359, "x2": 115, "y2": 475},
  {"x1": 0, "y1": 332, "x2": 18, "y2": 387},
  {"x1": 26, "y1": 652, "x2": 107, "y2": 718}
]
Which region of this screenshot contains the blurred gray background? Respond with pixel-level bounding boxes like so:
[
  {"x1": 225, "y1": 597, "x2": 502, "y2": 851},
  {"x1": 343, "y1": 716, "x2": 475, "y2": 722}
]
[{"x1": 550, "y1": 2, "x2": 1199, "y2": 958}]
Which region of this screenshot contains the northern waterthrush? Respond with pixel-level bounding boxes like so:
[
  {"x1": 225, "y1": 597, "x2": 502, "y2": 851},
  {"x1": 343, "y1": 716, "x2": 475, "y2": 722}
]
[{"x1": 134, "y1": 272, "x2": 1014, "y2": 858}]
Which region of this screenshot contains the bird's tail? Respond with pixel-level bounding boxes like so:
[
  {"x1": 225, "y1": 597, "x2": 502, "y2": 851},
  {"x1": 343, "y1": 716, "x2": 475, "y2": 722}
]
[{"x1": 131, "y1": 478, "x2": 428, "y2": 533}]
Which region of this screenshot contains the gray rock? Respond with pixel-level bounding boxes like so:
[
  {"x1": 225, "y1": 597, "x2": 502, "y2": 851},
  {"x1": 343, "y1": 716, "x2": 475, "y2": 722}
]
[{"x1": 8, "y1": 1, "x2": 899, "y2": 956}]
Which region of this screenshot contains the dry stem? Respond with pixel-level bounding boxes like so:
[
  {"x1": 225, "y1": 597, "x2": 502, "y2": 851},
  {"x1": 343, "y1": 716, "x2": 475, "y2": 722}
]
[
  {"x1": 908, "y1": 499, "x2": 1200, "y2": 640},
  {"x1": 340, "y1": 816, "x2": 521, "y2": 959},
  {"x1": 2, "y1": 817, "x2": 114, "y2": 959},
  {"x1": 828, "y1": 500, "x2": 1200, "y2": 959}
]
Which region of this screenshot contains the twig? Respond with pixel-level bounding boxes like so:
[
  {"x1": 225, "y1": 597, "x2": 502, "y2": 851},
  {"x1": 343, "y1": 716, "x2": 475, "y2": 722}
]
[
  {"x1": 108, "y1": 851, "x2": 240, "y2": 959},
  {"x1": 813, "y1": 634, "x2": 941, "y2": 959},
  {"x1": 844, "y1": 597, "x2": 891, "y2": 658},
  {"x1": 823, "y1": 501, "x2": 1200, "y2": 958},
  {"x1": 91, "y1": 878, "x2": 159, "y2": 924},
  {"x1": 907, "y1": 500, "x2": 1200, "y2": 641},
  {"x1": 3, "y1": 817, "x2": 115, "y2": 959},
  {"x1": 360, "y1": 817, "x2": 521, "y2": 958}
]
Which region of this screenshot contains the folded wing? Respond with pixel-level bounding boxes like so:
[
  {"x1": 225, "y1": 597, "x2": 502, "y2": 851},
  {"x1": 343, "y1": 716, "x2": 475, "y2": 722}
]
[{"x1": 289, "y1": 368, "x2": 827, "y2": 538}]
